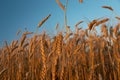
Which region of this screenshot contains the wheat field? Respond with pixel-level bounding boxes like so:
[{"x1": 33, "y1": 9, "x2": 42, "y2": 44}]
[{"x1": 0, "y1": 0, "x2": 120, "y2": 80}]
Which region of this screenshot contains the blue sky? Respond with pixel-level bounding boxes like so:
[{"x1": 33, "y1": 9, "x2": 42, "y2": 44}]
[{"x1": 0, "y1": 0, "x2": 120, "y2": 45}]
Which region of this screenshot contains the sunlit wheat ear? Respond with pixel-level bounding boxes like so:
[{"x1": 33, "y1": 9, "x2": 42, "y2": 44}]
[
  {"x1": 95, "y1": 18, "x2": 109, "y2": 26},
  {"x1": 23, "y1": 31, "x2": 33, "y2": 35},
  {"x1": 101, "y1": 24, "x2": 108, "y2": 37},
  {"x1": 19, "y1": 35, "x2": 26, "y2": 47},
  {"x1": 11, "y1": 45, "x2": 18, "y2": 52},
  {"x1": 113, "y1": 23, "x2": 120, "y2": 36},
  {"x1": 75, "y1": 20, "x2": 83, "y2": 27},
  {"x1": 56, "y1": 0, "x2": 65, "y2": 11},
  {"x1": 64, "y1": 33, "x2": 73, "y2": 40},
  {"x1": 40, "y1": 36, "x2": 46, "y2": 80},
  {"x1": 79, "y1": 0, "x2": 83, "y2": 3},
  {"x1": 102, "y1": 6, "x2": 113, "y2": 11},
  {"x1": 37, "y1": 14, "x2": 51, "y2": 28},
  {"x1": 13, "y1": 40, "x2": 18, "y2": 47},
  {"x1": 88, "y1": 20, "x2": 97, "y2": 30},
  {"x1": 115, "y1": 16, "x2": 120, "y2": 20}
]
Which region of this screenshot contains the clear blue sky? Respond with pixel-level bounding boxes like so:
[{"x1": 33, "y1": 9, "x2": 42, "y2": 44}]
[{"x1": 0, "y1": 0, "x2": 120, "y2": 45}]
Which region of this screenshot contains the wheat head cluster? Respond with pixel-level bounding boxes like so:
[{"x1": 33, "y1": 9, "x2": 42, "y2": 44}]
[{"x1": 0, "y1": 0, "x2": 120, "y2": 80}]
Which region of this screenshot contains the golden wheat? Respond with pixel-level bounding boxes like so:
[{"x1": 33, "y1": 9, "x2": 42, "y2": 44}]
[
  {"x1": 115, "y1": 16, "x2": 120, "y2": 20},
  {"x1": 102, "y1": 6, "x2": 113, "y2": 11},
  {"x1": 38, "y1": 14, "x2": 51, "y2": 28},
  {"x1": 95, "y1": 18, "x2": 109, "y2": 26},
  {"x1": 75, "y1": 20, "x2": 83, "y2": 27},
  {"x1": 56, "y1": 0, "x2": 65, "y2": 11},
  {"x1": 88, "y1": 20, "x2": 97, "y2": 30},
  {"x1": 1, "y1": 1, "x2": 120, "y2": 80},
  {"x1": 79, "y1": 0, "x2": 83, "y2": 3}
]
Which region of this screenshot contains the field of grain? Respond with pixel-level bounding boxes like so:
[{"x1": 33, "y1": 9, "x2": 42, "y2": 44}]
[{"x1": 0, "y1": 0, "x2": 120, "y2": 80}]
